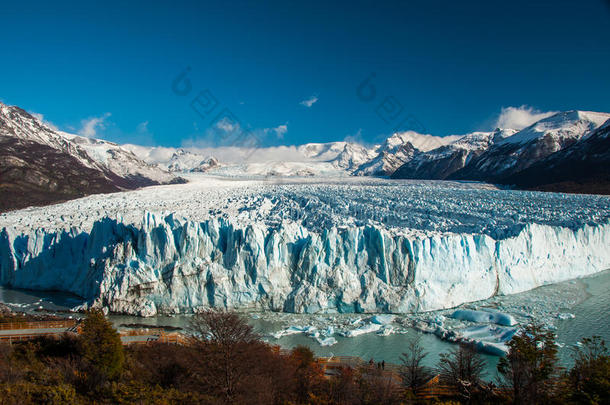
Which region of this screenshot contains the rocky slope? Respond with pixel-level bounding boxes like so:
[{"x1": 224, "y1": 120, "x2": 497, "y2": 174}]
[
  {"x1": 0, "y1": 102, "x2": 182, "y2": 212},
  {"x1": 449, "y1": 111, "x2": 610, "y2": 182},
  {"x1": 391, "y1": 129, "x2": 517, "y2": 180},
  {"x1": 502, "y1": 119, "x2": 610, "y2": 194},
  {"x1": 354, "y1": 132, "x2": 459, "y2": 176}
]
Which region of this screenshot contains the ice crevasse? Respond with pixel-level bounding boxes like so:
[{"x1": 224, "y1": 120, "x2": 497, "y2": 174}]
[{"x1": 1, "y1": 212, "x2": 609, "y2": 316}]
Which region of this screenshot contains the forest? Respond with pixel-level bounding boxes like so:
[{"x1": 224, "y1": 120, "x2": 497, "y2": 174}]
[{"x1": 0, "y1": 308, "x2": 608, "y2": 404}]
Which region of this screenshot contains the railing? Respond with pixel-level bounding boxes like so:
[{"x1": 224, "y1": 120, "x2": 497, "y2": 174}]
[
  {"x1": 0, "y1": 332, "x2": 68, "y2": 344},
  {"x1": 119, "y1": 330, "x2": 188, "y2": 346},
  {"x1": 0, "y1": 319, "x2": 77, "y2": 331}
]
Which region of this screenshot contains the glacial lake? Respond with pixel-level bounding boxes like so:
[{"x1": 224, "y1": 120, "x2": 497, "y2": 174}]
[{"x1": 1, "y1": 269, "x2": 609, "y2": 379}]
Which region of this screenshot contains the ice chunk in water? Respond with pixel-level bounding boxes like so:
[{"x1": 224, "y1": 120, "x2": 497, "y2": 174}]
[
  {"x1": 316, "y1": 336, "x2": 337, "y2": 346},
  {"x1": 370, "y1": 314, "x2": 396, "y2": 325},
  {"x1": 343, "y1": 323, "x2": 382, "y2": 337},
  {"x1": 450, "y1": 309, "x2": 517, "y2": 326}
]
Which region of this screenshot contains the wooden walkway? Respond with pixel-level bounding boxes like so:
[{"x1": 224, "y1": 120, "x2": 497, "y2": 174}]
[
  {"x1": 0, "y1": 320, "x2": 189, "y2": 346},
  {"x1": 0, "y1": 319, "x2": 79, "y2": 344},
  {"x1": 316, "y1": 356, "x2": 459, "y2": 399},
  {"x1": 119, "y1": 329, "x2": 189, "y2": 345}
]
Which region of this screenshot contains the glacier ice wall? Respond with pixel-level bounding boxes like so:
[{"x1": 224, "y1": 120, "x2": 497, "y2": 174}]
[{"x1": 1, "y1": 213, "x2": 609, "y2": 316}]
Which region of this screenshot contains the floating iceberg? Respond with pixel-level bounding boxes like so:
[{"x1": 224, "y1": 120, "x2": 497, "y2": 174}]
[
  {"x1": 450, "y1": 309, "x2": 517, "y2": 326},
  {"x1": 370, "y1": 314, "x2": 396, "y2": 325},
  {"x1": 316, "y1": 336, "x2": 337, "y2": 346},
  {"x1": 457, "y1": 324, "x2": 518, "y2": 356},
  {"x1": 376, "y1": 325, "x2": 395, "y2": 336},
  {"x1": 342, "y1": 323, "x2": 382, "y2": 337},
  {"x1": 271, "y1": 326, "x2": 308, "y2": 339}
]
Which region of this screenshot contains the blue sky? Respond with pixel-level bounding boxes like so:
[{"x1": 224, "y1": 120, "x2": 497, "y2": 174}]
[{"x1": 1, "y1": 0, "x2": 609, "y2": 147}]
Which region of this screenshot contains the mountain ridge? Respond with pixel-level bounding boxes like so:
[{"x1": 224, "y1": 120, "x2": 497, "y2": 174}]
[{"x1": 0, "y1": 102, "x2": 183, "y2": 212}]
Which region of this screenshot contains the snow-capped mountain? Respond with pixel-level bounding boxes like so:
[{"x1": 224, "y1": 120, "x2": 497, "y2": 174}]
[
  {"x1": 0, "y1": 102, "x2": 182, "y2": 211},
  {"x1": 124, "y1": 132, "x2": 459, "y2": 178},
  {"x1": 502, "y1": 118, "x2": 610, "y2": 193},
  {"x1": 353, "y1": 132, "x2": 459, "y2": 176},
  {"x1": 122, "y1": 144, "x2": 220, "y2": 173},
  {"x1": 391, "y1": 129, "x2": 518, "y2": 180},
  {"x1": 450, "y1": 111, "x2": 610, "y2": 182},
  {"x1": 380, "y1": 131, "x2": 461, "y2": 152},
  {"x1": 329, "y1": 142, "x2": 380, "y2": 172}
]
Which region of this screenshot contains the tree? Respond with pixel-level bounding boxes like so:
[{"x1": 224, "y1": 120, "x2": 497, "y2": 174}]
[
  {"x1": 568, "y1": 336, "x2": 610, "y2": 404},
  {"x1": 290, "y1": 345, "x2": 326, "y2": 403},
  {"x1": 437, "y1": 343, "x2": 487, "y2": 401},
  {"x1": 329, "y1": 366, "x2": 359, "y2": 405},
  {"x1": 78, "y1": 309, "x2": 124, "y2": 382},
  {"x1": 189, "y1": 309, "x2": 260, "y2": 403},
  {"x1": 400, "y1": 334, "x2": 434, "y2": 396},
  {"x1": 497, "y1": 322, "x2": 559, "y2": 404}
]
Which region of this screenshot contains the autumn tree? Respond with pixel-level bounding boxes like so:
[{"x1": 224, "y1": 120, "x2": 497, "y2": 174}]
[
  {"x1": 189, "y1": 309, "x2": 261, "y2": 403},
  {"x1": 329, "y1": 366, "x2": 360, "y2": 405},
  {"x1": 290, "y1": 345, "x2": 327, "y2": 403},
  {"x1": 437, "y1": 342, "x2": 487, "y2": 401},
  {"x1": 400, "y1": 334, "x2": 434, "y2": 396},
  {"x1": 498, "y1": 322, "x2": 559, "y2": 404}
]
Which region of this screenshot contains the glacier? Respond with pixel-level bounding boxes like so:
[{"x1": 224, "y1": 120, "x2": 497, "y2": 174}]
[{"x1": 1, "y1": 175, "x2": 610, "y2": 316}]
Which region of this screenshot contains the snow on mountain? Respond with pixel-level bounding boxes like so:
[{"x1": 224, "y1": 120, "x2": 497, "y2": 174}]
[
  {"x1": 501, "y1": 110, "x2": 610, "y2": 145},
  {"x1": 297, "y1": 141, "x2": 350, "y2": 160},
  {"x1": 0, "y1": 104, "x2": 66, "y2": 148},
  {"x1": 123, "y1": 144, "x2": 219, "y2": 173},
  {"x1": 354, "y1": 132, "x2": 459, "y2": 176},
  {"x1": 0, "y1": 102, "x2": 179, "y2": 186},
  {"x1": 0, "y1": 102, "x2": 182, "y2": 211},
  {"x1": 207, "y1": 161, "x2": 347, "y2": 177},
  {"x1": 124, "y1": 132, "x2": 460, "y2": 178},
  {"x1": 59, "y1": 132, "x2": 179, "y2": 185},
  {"x1": 330, "y1": 142, "x2": 379, "y2": 171},
  {"x1": 2, "y1": 176, "x2": 609, "y2": 316},
  {"x1": 382, "y1": 131, "x2": 460, "y2": 152},
  {"x1": 354, "y1": 142, "x2": 417, "y2": 176},
  {"x1": 450, "y1": 111, "x2": 610, "y2": 182},
  {"x1": 392, "y1": 129, "x2": 518, "y2": 180},
  {"x1": 502, "y1": 118, "x2": 610, "y2": 193}
]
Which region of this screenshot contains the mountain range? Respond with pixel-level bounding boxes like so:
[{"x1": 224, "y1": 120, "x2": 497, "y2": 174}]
[
  {"x1": 0, "y1": 103, "x2": 183, "y2": 212},
  {"x1": 1, "y1": 101, "x2": 609, "y2": 212},
  {"x1": 124, "y1": 109, "x2": 610, "y2": 193}
]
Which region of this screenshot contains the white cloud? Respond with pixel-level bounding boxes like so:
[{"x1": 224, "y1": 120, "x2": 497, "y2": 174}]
[
  {"x1": 215, "y1": 117, "x2": 240, "y2": 133},
  {"x1": 272, "y1": 124, "x2": 287, "y2": 139},
  {"x1": 343, "y1": 129, "x2": 365, "y2": 144},
  {"x1": 494, "y1": 106, "x2": 557, "y2": 130},
  {"x1": 79, "y1": 113, "x2": 111, "y2": 138},
  {"x1": 136, "y1": 121, "x2": 149, "y2": 133},
  {"x1": 30, "y1": 112, "x2": 59, "y2": 131},
  {"x1": 178, "y1": 144, "x2": 310, "y2": 164},
  {"x1": 300, "y1": 95, "x2": 318, "y2": 108}
]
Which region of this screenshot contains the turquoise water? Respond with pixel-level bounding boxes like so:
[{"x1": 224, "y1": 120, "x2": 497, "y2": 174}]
[
  {"x1": 555, "y1": 270, "x2": 610, "y2": 366},
  {"x1": 2, "y1": 270, "x2": 609, "y2": 378}
]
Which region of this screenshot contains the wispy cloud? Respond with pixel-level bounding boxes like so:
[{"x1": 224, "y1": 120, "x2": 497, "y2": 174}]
[
  {"x1": 271, "y1": 124, "x2": 287, "y2": 139},
  {"x1": 300, "y1": 95, "x2": 318, "y2": 108},
  {"x1": 215, "y1": 117, "x2": 240, "y2": 133},
  {"x1": 177, "y1": 144, "x2": 311, "y2": 164},
  {"x1": 495, "y1": 106, "x2": 557, "y2": 130},
  {"x1": 136, "y1": 121, "x2": 149, "y2": 133},
  {"x1": 343, "y1": 128, "x2": 365, "y2": 144},
  {"x1": 79, "y1": 113, "x2": 111, "y2": 138},
  {"x1": 30, "y1": 112, "x2": 59, "y2": 131}
]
